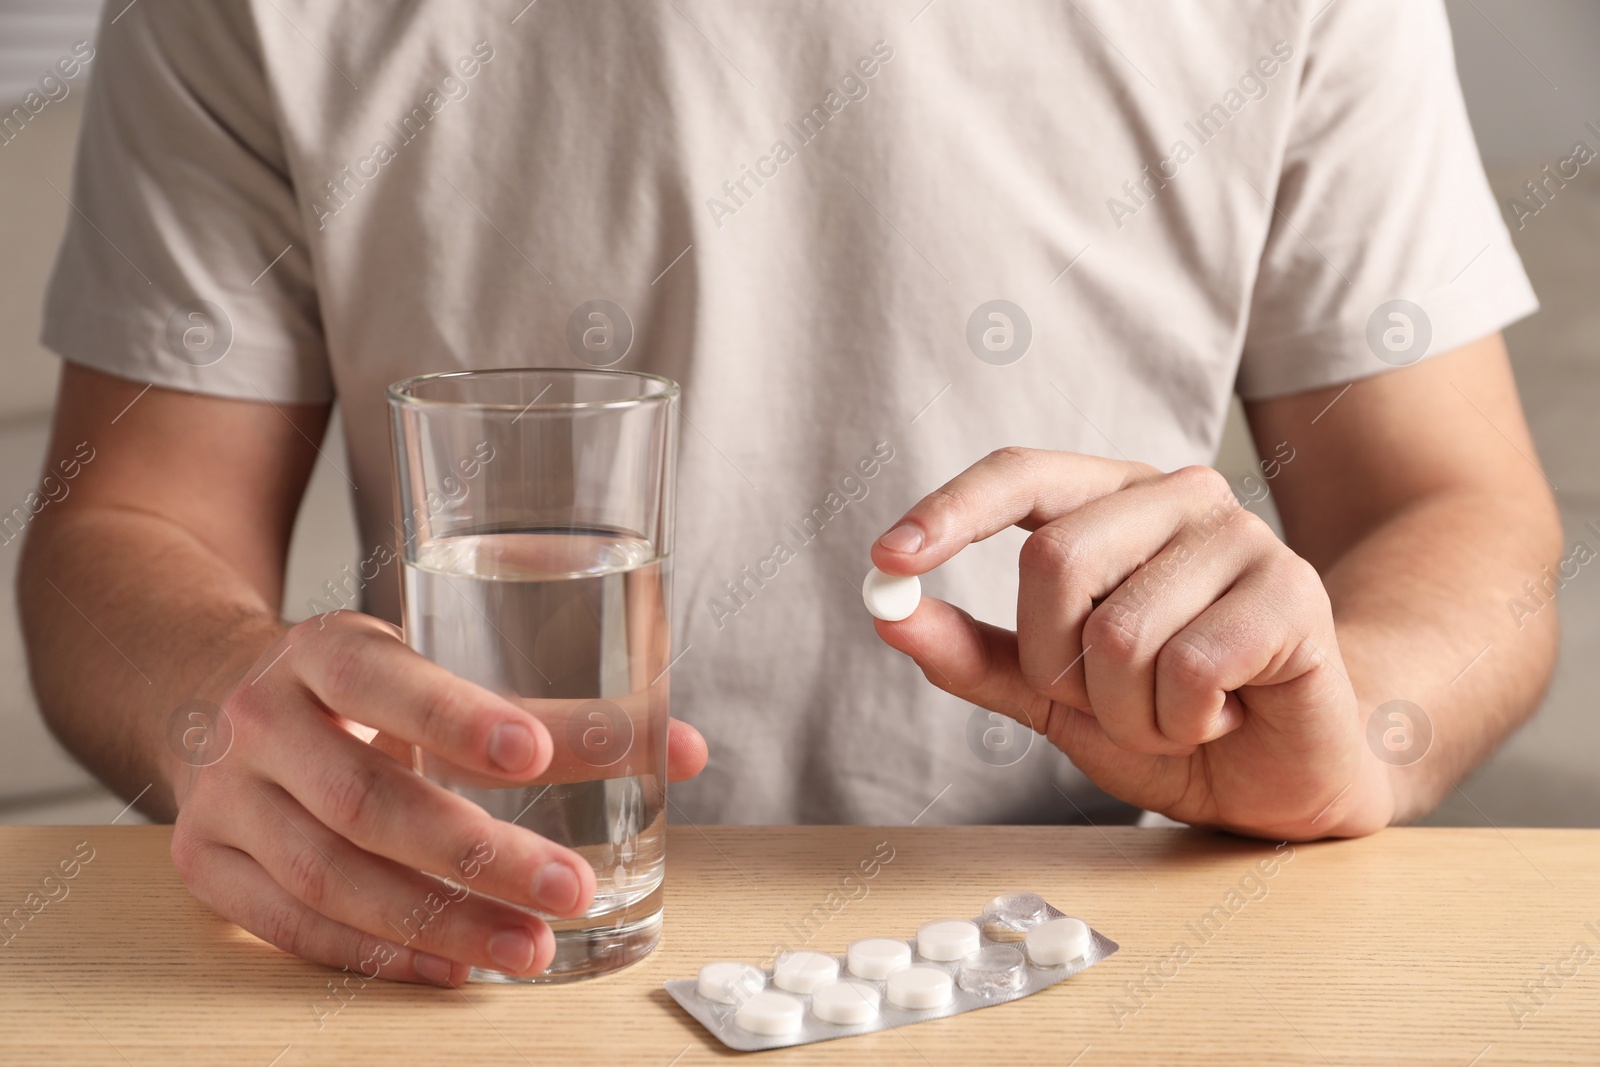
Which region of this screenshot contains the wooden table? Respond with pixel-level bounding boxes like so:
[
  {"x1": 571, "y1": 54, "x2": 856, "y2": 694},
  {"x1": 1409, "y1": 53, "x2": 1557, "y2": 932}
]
[{"x1": 1, "y1": 825, "x2": 1596, "y2": 1065}]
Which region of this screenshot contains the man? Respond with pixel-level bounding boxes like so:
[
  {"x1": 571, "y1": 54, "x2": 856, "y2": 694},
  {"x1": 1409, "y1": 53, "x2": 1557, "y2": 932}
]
[{"x1": 20, "y1": 0, "x2": 1559, "y2": 986}]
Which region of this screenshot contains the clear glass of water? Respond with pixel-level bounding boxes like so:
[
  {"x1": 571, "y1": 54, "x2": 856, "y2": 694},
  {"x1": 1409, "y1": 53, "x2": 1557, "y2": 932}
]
[{"x1": 387, "y1": 368, "x2": 679, "y2": 982}]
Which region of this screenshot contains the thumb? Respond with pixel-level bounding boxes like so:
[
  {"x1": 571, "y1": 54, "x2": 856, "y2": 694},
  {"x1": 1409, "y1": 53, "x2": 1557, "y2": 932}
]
[
  {"x1": 666, "y1": 718, "x2": 708, "y2": 782},
  {"x1": 878, "y1": 599, "x2": 1178, "y2": 809},
  {"x1": 874, "y1": 597, "x2": 1053, "y2": 734}
]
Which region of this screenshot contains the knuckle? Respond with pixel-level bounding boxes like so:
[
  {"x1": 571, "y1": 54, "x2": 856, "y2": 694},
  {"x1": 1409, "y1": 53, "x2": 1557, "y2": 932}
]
[
  {"x1": 454, "y1": 821, "x2": 502, "y2": 877},
  {"x1": 321, "y1": 760, "x2": 386, "y2": 839},
  {"x1": 220, "y1": 678, "x2": 269, "y2": 735},
  {"x1": 1171, "y1": 466, "x2": 1240, "y2": 529},
  {"x1": 988, "y1": 446, "x2": 1048, "y2": 488},
  {"x1": 169, "y1": 825, "x2": 204, "y2": 886},
  {"x1": 257, "y1": 897, "x2": 311, "y2": 957},
  {"x1": 1278, "y1": 552, "x2": 1328, "y2": 602},
  {"x1": 1275, "y1": 558, "x2": 1334, "y2": 628},
  {"x1": 989, "y1": 445, "x2": 1041, "y2": 472},
  {"x1": 416, "y1": 683, "x2": 473, "y2": 750},
  {"x1": 1229, "y1": 505, "x2": 1276, "y2": 542},
  {"x1": 351, "y1": 932, "x2": 398, "y2": 975},
  {"x1": 1161, "y1": 634, "x2": 1225, "y2": 693},
  {"x1": 1083, "y1": 601, "x2": 1146, "y2": 664},
  {"x1": 1171, "y1": 463, "x2": 1232, "y2": 499},
  {"x1": 316, "y1": 631, "x2": 376, "y2": 705},
  {"x1": 287, "y1": 614, "x2": 330, "y2": 643},
  {"x1": 1019, "y1": 524, "x2": 1090, "y2": 577},
  {"x1": 282, "y1": 842, "x2": 336, "y2": 912},
  {"x1": 923, "y1": 482, "x2": 972, "y2": 520}
]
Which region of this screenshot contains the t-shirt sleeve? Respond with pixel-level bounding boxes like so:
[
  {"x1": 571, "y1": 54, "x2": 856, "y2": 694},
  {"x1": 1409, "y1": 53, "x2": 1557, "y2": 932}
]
[
  {"x1": 1235, "y1": 0, "x2": 1537, "y2": 400},
  {"x1": 40, "y1": 0, "x2": 330, "y2": 404}
]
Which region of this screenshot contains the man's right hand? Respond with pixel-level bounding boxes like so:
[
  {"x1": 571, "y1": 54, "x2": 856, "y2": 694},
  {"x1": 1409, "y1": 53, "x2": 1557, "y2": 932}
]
[
  {"x1": 19, "y1": 367, "x2": 711, "y2": 986},
  {"x1": 169, "y1": 610, "x2": 707, "y2": 986}
]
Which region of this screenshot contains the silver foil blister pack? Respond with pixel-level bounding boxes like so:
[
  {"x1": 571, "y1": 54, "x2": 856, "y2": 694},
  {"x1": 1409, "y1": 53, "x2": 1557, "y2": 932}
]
[{"x1": 664, "y1": 892, "x2": 1119, "y2": 1052}]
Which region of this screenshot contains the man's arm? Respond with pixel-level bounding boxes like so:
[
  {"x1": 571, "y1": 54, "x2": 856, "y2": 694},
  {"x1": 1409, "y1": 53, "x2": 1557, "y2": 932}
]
[
  {"x1": 20, "y1": 365, "x2": 323, "y2": 820},
  {"x1": 867, "y1": 332, "x2": 1559, "y2": 838},
  {"x1": 1247, "y1": 331, "x2": 1561, "y2": 823},
  {"x1": 20, "y1": 364, "x2": 707, "y2": 984}
]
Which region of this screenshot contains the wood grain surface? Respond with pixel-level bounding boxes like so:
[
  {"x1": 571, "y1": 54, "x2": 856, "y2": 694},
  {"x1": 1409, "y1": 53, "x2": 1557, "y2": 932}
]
[{"x1": 0, "y1": 825, "x2": 1596, "y2": 1065}]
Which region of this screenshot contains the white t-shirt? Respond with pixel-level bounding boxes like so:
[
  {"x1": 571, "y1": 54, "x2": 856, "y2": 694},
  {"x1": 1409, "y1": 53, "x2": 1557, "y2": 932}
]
[{"x1": 42, "y1": 0, "x2": 1536, "y2": 826}]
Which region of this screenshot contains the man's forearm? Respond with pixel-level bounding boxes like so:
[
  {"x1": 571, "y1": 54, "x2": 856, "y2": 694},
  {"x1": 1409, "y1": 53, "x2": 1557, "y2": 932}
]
[
  {"x1": 1320, "y1": 486, "x2": 1562, "y2": 822},
  {"x1": 19, "y1": 507, "x2": 290, "y2": 820}
]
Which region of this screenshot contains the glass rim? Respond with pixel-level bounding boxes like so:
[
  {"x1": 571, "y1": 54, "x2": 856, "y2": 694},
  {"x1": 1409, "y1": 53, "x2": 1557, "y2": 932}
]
[{"x1": 386, "y1": 367, "x2": 680, "y2": 412}]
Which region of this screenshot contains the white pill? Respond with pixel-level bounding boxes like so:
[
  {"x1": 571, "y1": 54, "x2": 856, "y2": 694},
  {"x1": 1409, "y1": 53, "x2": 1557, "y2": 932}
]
[
  {"x1": 772, "y1": 950, "x2": 839, "y2": 994},
  {"x1": 917, "y1": 918, "x2": 980, "y2": 961},
  {"x1": 697, "y1": 960, "x2": 764, "y2": 1004},
  {"x1": 810, "y1": 979, "x2": 882, "y2": 1025},
  {"x1": 886, "y1": 964, "x2": 955, "y2": 1010},
  {"x1": 847, "y1": 937, "x2": 913, "y2": 980},
  {"x1": 1025, "y1": 916, "x2": 1093, "y2": 966},
  {"x1": 734, "y1": 990, "x2": 805, "y2": 1036},
  {"x1": 862, "y1": 567, "x2": 921, "y2": 621}
]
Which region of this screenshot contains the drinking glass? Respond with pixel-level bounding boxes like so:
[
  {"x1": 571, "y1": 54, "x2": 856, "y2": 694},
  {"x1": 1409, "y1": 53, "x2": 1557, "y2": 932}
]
[{"x1": 388, "y1": 368, "x2": 678, "y2": 982}]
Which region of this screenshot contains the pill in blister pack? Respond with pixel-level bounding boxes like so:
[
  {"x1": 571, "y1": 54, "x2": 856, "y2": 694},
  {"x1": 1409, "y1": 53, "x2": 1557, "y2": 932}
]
[{"x1": 664, "y1": 892, "x2": 1119, "y2": 1052}]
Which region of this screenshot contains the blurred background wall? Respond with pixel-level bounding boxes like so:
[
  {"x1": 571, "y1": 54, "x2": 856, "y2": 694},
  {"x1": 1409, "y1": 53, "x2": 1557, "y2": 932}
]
[{"x1": 1, "y1": 0, "x2": 1595, "y2": 824}]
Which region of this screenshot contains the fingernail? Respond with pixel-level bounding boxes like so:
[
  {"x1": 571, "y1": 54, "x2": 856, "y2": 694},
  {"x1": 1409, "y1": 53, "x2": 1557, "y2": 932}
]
[
  {"x1": 532, "y1": 862, "x2": 581, "y2": 914},
  {"x1": 878, "y1": 523, "x2": 923, "y2": 553},
  {"x1": 487, "y1": 930, "x2": 537, "y2": 973},
  {"x1": 414, "y1": 951, "x2": 455, "y2": 986},
  {"x1": 487, "y1": 722, "x2": 536, "y2": 773}
]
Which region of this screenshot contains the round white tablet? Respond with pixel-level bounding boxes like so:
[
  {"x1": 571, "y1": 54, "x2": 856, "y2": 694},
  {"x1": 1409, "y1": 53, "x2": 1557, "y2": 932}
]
[
  {"x1": 861, "y1": 567, "x2": 921, "y2": 622},
  {"x1": 772, "y1": 950, "x2": 839, "y2": 994},
  {"x1": 917, "y1": 918, "x2": 980, "y2": 961},
  {"x1": 697, "y1": 960, "x2": 764, "y2": 1004},
  {"x1": 733, "y1": 990, "x2": 805, "y2": 1036},
  {"x1": 1025, "y1": 916, "x2": 1093, "y2": 966},
  {"x1": 847, "y1": 937, "x2": 913, "y2": 980},
  {"x1": 886, "y1": 964, "x2": 955, "y2": 1010},
  {"x1": 810, "y1": 979, "x2": 882, "y2": 1025}
]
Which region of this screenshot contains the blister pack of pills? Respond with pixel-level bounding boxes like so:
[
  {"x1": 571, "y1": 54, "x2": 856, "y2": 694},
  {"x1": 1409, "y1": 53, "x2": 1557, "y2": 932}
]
[{"x1": 664, "y1": 892, "x2": 1118, "y2": 1051}]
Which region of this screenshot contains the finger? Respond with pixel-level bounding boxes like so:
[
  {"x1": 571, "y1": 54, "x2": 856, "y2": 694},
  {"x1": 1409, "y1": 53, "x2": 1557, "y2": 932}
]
[
  {"x1": 235, "y1": 782, "x2": 556, "y2": 976},
  {"x1": 245, "y1": 709, "x2": 597, "y2": 918},
  {"x1": 1155, "y1": 553, "x2": 1341, "y2": 745},
  {"x1": 667, "y1": 718, "x2": 708, "y2": 782},
  {"x1": 285, "y1": 616, "x2": 555, "y2": 782},
  {"x1": 1082, "y1": 507, "x2": 1269, "y2": 755},
  {"x1": 172, "y1": 836, "x2": 469, "y2": 987},
  {"x1": 1041, "y1": 702, "x2": 1194, "y2": 816},
  {"x1": 871, "y1": 448, "x2": 1157, "y2": 575},
  {"x1": 876, "y1": 595, "x2": 1197, "y2": 823},
  {"x1": 1016, "y1": 466, "x2": 1246, "y2": 706},
  {"x1": 873, "y1": 596, "x2": 1054, "y2": 735},
  {"x1": 401, "y1": 714, "x2": 708, "y2": 788},
  {"x1": 415, "y1": 689, "x2": 658, "y2": 789}
]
